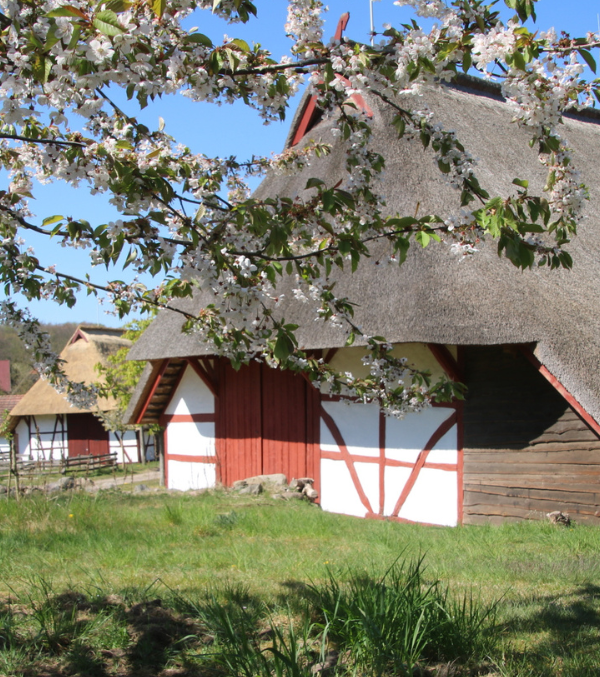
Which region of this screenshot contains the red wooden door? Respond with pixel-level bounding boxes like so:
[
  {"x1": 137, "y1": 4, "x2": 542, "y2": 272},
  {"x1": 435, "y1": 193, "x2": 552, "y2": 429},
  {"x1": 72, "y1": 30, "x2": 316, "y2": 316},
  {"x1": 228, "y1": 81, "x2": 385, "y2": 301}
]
[
  {"x1": 217, "y1": 361, "x2": 262, "y2": 485},
  {"x1": 67, "y1": 413, "x2": 109, "y2": 457},
  {"x1": 261, "y1": 367, "x2": 308, "y2": 478},
  {"x1": 216, "y1": 361, "x2": 320, "y2": 485}
]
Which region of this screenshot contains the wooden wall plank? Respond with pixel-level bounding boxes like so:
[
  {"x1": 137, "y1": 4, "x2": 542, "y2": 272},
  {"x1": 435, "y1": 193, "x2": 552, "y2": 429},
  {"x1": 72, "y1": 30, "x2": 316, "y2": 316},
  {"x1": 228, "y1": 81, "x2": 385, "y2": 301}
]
[
  {"x1": 261, "y1": 366, "x2": 308, "y2": 480},
  {"x1": 462, "y1": 346, "x2": 600, "y2": 525},
  {"x1": 216, "y1": 361, "x2": 262, "y2": 486}
]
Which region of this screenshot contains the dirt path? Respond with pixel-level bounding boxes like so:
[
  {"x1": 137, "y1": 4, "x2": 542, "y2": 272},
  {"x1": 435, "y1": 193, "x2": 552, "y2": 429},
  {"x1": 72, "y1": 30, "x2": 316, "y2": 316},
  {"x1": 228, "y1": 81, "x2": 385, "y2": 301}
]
[{"x1": 82, "y1": 467, "x2": 161, "y2": 491}]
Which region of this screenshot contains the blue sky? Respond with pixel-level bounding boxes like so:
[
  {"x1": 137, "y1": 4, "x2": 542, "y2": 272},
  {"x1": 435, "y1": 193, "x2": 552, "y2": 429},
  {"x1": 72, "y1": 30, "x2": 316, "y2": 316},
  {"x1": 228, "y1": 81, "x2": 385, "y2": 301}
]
[{"x1": 11, "y1": 0, "x2": 599, "y2": 327}]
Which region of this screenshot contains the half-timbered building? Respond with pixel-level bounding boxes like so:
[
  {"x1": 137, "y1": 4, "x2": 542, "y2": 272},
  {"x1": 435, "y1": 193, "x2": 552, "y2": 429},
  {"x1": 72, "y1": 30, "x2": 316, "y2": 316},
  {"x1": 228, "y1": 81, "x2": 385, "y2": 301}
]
[
  {"x1": 125, "y1": 74, "x2": 600, "y2": 525},
  {"x1": 10, "y1": 325, "x2": 151, "y2": 464}
]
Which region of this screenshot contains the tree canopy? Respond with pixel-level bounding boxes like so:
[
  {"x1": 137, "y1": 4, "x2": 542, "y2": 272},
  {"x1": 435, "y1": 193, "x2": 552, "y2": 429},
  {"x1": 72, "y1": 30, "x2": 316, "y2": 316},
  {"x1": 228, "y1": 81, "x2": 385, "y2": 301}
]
[{"x1": 0, "y1": 0, "x2": 598, "y2": 415}]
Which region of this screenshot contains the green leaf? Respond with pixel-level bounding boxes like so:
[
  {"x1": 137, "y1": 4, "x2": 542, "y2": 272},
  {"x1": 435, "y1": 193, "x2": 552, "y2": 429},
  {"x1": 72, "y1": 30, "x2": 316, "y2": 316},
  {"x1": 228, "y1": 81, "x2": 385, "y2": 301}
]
[
  {"x1": 31, "y1": 55, "x2": 52, "y2": 84},
  {"x1": 47, "y1": 6, "x2": 87, "y2": 19},
  {"x1": 231, "y1": 38, "x2": 250, "y2": 52},
  {"x1": 392, "y1": 114, "x2": 406, "y2": 138},
  {"x1": 512, "y1": 178, "x2": 529, "y2": 189},
  {"x1": 345, "y1": 332, "x2": 356, "y2": 347},
  {"x1": 274, "y1": 333, "x2": 294, "y2": 362},
  {"x1": 305, "y1": 177, "x2": 325, "y2": 190},
  {"x1": 148, "y1": 0, "x2": 167, "y2": 18},
  {"x1": 462, "y1": 50, "x2": 471, "y2": 73},
  {"x1": 93, "y1": 10, "x2": 124, "y2": 36},
  {"x1": 414, "y1": 231, "x2": 430, "y2": 248},
  {"x1": 579, "y1": 49, "x2": 597, "y2": 74},
  {"x1": 183, "y1": 33, "x2": 213, "y2": 47},
  {"x1": 42, "y1": 215, "x2": 64, "y2": 226}
]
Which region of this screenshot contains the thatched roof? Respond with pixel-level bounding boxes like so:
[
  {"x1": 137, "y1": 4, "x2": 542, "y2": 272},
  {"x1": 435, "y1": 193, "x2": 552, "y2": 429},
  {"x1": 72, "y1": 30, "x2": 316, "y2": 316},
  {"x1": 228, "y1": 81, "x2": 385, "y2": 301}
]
[
  {"x1": 11, "y1": 325, "x2": 131, "y2": 417},
  {"x1": 126, "y1": 75, "x2": 600, "y2": 423}
]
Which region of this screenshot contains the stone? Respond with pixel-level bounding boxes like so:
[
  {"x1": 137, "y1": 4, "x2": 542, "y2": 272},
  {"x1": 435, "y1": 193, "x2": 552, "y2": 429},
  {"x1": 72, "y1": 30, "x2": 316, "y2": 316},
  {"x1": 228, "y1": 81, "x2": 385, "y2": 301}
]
[
  {"x1": 311, "y1": 651, "x2": 338, "y2": 675},
  {"x1": 244, "y1": 473, "x2": 287, "y2": 488},
  {"x1": 0, "y1": 484, "x2": 7, "y2": 494},
  {"x1": 45, "y1": 476, "x2": 75, "y2": 493},
  {"x1": 134, "y1": 484, "x2": 148, "y2": 493},
  {"x1": 547, "y1": 510, "x2": 571, "y2": 526},
  {"x1": 239, "y1": 483, "x2": 262, "y2": 495},
  {"x1": 232, "y1": 479, "x2": 247, "y2": 491},
  {"x1": 281, "y1": 490, "x2": 304, "y2": 501}
]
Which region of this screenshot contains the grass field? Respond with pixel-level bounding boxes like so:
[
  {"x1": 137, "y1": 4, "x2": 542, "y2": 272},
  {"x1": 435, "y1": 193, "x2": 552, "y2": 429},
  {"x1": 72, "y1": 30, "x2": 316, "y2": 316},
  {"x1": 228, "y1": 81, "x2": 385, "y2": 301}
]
[{"x1": 0, "y1": 489, "x2": 599, "y2": 676}]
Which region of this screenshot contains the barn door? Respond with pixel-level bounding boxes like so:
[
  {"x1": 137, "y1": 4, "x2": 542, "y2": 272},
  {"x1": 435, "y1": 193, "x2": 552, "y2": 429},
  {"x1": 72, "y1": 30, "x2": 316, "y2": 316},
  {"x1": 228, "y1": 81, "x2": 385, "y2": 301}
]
[
  {"x1": 217, "y1": 362, "x2": 319, "y2": 485},
  {"x1": 67, "y1": 413, "x2": 109, "y2": 458}
]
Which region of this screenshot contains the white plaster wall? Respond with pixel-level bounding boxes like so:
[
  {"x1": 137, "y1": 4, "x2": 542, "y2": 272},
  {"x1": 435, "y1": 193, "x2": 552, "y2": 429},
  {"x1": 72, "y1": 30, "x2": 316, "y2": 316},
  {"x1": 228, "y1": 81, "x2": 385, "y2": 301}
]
[
  {"x1": 167, "y1": 422, "x2": 215, "y2": 458},
  {"x1": 321, "y1": 401, "x2": 380, "y2": 457},
  {"x1": 164, "y1": 366, "x2": 217, "y2": 491},
  {"x1": 168, "y1": 460, "x2": 216, "y2": 491},
  {"x1": 165, "y1": 366, "x2": 214, "y2": 415},
  {"x1": 426, "y1": 425, "x2": 458, "y2": 465},
  {"x1": 320, "y1": 458, "x2": 368, "y2": 518},
  {"x1": 109, "y1": 430, "x2": 139, "y2": 464},
  {"x1": 398, "y1": 468, "x2": 458, "y2": 526},
  {"x1": 20, "y1": 415, "x2": 67, "y2": 461},
  {"x1": 318, "y1": 343, "x2": 459, "y2": 526},
  {"x1": 0, "y1": 436, "x2": 10, "y2": 456},
  {"x1": 15, "y1": 419, "x2": 29, "y2": 457},
  {"x1": 383, "y1": 466, "x2": 413, "y2": 516},
  {"x1": 385, "y1": 408, "x2": 455, "y2": 464},
  {"x1": 326, "y1": 344, "x2": 453, "y2": 388}
]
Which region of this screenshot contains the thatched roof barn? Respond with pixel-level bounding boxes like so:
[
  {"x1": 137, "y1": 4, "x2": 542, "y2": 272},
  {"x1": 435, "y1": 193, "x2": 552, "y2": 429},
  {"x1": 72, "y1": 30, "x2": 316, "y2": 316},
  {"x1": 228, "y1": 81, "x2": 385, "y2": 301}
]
[
  {"x1": 124, "y1": 75, "x2": 600, "y2": 525},
  {"x1": 11, "y1": 325, "x2": 129, "y2": 419},
  {"x1": 10, "y1": 326, "x2": 145, "y2": 464}
]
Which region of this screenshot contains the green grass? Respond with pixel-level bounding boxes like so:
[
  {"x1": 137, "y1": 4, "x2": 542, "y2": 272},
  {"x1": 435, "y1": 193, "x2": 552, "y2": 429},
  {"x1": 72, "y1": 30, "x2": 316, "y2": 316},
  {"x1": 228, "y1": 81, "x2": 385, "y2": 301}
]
[{"x1": 0, "y1": 490, "x2": 599, "y2": 675}]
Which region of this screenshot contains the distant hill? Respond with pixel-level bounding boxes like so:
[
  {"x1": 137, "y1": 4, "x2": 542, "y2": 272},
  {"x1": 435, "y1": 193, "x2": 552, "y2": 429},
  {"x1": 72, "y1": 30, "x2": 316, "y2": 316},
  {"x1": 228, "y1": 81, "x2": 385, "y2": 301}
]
[{"x1": 0, "y1": 323, "x2": 112, "y2": 395}]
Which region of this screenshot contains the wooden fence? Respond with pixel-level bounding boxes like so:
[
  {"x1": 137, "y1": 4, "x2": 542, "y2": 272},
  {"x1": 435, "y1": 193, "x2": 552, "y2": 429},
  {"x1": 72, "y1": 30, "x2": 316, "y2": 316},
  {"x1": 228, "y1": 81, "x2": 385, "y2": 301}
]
[{"x1": 0, "y1": 452, "x2": 117, "y2": 484}]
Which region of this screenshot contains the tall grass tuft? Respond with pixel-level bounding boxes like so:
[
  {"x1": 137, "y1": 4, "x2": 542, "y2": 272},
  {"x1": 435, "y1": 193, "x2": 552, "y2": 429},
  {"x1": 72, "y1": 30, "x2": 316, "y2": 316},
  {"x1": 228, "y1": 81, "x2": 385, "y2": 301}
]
[{"x1": 308, "y1": 556, "x2": 498, "y2": 676}]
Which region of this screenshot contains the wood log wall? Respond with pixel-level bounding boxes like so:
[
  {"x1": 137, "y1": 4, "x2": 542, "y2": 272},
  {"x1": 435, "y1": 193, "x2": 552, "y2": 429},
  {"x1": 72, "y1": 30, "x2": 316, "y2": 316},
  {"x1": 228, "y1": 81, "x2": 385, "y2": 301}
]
[{"x1": 462, "y1": 346, "x2": 600, "y2": 524}]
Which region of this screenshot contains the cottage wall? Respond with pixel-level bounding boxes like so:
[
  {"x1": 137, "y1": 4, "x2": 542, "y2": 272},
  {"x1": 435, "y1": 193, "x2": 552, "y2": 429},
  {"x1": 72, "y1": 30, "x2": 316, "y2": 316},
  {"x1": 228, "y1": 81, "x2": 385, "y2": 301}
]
[
  {"x1": 15, "y1": 415, "x2": 68, "y2": 460},
  {"x1": 463, "y1": 346, "x2": 600, "y2": 524},
  {"x1": 321, "y1": 345, "x2": 459, "y2": 526},
  {"x1": 162, "y1": 364, "x2": 217, "y2": 491}
]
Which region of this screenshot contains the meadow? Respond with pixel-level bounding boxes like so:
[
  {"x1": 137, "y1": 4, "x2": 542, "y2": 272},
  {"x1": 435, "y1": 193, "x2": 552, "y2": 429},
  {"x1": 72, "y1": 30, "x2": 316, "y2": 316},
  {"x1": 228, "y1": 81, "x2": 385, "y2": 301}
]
[{"x1": 0, "y1": 488, "x2": 599, "y2": 676}]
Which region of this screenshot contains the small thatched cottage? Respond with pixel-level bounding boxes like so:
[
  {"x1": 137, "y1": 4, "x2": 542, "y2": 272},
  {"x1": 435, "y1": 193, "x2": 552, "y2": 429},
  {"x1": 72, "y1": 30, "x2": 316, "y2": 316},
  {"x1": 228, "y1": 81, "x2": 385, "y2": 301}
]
[
  {"x1": 10, "y1": 325, "x2": 149, "y2": 464},
  {"x1": 125, "y1": 74, "x2": 600, "y2": 526}
]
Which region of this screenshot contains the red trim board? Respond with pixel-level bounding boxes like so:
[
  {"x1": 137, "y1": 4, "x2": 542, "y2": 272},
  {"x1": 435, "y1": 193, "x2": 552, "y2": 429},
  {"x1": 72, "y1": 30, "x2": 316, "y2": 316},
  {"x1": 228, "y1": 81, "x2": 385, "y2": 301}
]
[
  {"x1": 167, "y1": 454, "x2": 216, "y2": 464},
  {"x1": 427, "y1": 344, "x2": 462, "y2": 382},
  {"x1": 160, "y1": 413, "x2": 216, "y2": 425},
  {"x1": 136, "y1": 360, "x2": 170, "y2": 424},
  {"x1": 519, "y1": 347, "x2": 600, "y2": 439},
  {"x1": 320, "y1": 405, "x2": 374, "y2": 514},
  {"x1": 391, "y1": 411, "x2": 458, "y2": 517}
]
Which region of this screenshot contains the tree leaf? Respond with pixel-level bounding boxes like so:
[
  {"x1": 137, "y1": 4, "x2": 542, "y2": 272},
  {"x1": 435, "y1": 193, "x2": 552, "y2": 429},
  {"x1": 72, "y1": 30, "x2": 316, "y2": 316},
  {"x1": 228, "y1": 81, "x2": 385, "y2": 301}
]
[
  {"x1": 579, "y1": 49, "x2": 597, "y2": 74},
  {"x1": 42, "y1": 215, "x2": 64, "y2": 226},
  {"x1": 148, "y1": 0, "x2": 167, "y2": 18},
  {"x1": 93, "y1": 10, "x2": 124, "y2": 36},
  {"x1": 47, "y1": 6, "x2": 87, "y2": 19},
  {"x1": 231, "y1": 38, "x2": 250, "y2": 52},
  {"x1": 183, "y1": 33, "x2": 213, "y2": 47}
]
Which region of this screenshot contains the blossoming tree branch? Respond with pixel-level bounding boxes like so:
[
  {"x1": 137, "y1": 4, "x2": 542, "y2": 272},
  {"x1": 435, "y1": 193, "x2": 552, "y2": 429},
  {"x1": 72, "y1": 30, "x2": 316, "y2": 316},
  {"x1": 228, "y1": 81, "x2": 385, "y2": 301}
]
[{"x1": 0, "y1": 0, "x2": 597, "y2": 414}]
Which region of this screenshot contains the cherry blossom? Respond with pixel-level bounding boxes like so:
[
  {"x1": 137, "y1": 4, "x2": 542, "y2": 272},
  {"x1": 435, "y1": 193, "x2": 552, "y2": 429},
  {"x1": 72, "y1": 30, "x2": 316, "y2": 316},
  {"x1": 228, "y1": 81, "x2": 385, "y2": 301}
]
[{"x1": 0, "y1": 0, "x2": 597, "y2": 413}]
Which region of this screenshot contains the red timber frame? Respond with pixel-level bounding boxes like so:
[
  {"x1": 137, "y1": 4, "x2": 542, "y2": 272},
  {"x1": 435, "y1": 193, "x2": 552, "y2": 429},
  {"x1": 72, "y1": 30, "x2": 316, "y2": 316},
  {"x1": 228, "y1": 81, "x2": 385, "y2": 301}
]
[
  {"x1": 142, "y1": 345, "x2": 465, "y2": 525},
  {"x1": 319, "y1": 344, "x2": 464, "y2": 526},
  {"x1": 519, "y1": 346, "x2": 600, "y2": 439},
  {"x1": 290, "y1": 13, "x2": 373, "y2": 147},
  {"x1": 137, "y1": 358, "x2": 219, "y2": 488}
]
